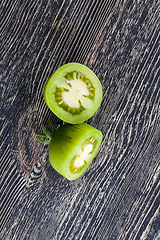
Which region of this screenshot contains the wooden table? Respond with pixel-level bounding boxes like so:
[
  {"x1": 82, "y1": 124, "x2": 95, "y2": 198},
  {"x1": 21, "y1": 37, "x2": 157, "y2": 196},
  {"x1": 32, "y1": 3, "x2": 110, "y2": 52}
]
[{"x1": 1, "y1": 0, "x2": 160, "y2": 239}]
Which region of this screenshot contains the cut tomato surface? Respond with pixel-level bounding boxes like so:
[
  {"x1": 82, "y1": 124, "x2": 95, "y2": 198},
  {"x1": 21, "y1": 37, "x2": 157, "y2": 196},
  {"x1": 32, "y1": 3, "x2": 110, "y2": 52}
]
[{"x1": 43, "y1": 63, "x2": 103, "y2": 124}]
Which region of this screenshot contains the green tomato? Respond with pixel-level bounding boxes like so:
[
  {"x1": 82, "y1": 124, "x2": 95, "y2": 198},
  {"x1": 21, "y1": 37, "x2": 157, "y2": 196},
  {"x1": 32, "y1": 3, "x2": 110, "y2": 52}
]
[
  {"x1": 36, "y1": 122, "x2": 103, "y2": 180},
  {"x1": 43, "y1": 63, "x2": 103, "y2": 124}
]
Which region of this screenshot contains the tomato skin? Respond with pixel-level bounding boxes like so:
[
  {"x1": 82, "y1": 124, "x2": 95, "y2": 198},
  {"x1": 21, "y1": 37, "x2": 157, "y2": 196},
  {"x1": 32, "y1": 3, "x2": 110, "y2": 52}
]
[
  {"x1": 48, "y1": 123, "x2": 103, "y2": 180},
  {"x1": 43, "y1": 63, "x2": 103, "y2": 124}
]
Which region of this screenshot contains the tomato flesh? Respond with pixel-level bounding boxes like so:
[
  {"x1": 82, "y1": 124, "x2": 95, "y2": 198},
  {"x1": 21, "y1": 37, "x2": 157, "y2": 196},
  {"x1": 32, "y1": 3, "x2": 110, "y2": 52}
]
[{"x1": 43, "y1": 63, "x2": 103, "y2": 124}]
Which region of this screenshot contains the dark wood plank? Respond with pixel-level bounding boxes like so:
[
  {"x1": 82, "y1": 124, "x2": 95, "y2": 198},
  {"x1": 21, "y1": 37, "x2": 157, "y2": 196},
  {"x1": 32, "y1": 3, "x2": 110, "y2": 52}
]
[{"x1": 0, "y1": 0, "x2": 160, "y2": 239}]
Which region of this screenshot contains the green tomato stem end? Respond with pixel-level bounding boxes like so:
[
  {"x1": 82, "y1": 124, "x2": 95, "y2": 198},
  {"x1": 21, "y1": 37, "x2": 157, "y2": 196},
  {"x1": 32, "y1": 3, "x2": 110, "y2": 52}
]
[{"x1": 35, "y1": 122, "x2": 55, "y2": 145}]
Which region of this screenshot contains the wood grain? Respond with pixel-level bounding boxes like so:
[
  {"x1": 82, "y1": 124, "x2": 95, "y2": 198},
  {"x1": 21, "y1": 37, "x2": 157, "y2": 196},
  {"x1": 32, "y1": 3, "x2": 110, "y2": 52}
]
[{"x1": 0, "y1": 0, "x2": 160, "y2": 239}]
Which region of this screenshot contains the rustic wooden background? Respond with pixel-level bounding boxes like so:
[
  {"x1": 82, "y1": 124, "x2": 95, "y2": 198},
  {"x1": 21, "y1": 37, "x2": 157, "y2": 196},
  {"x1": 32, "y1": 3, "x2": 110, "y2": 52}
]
[{"x1": 0, "y1": 0, "x2": 160, "y2": 239}]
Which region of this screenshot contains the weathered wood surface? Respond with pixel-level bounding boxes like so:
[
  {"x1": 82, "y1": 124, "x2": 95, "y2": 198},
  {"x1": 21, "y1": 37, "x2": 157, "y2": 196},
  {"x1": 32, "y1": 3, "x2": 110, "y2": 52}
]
[{"x1": 0, "y1": 0, "x2": 160, "y2": 239}]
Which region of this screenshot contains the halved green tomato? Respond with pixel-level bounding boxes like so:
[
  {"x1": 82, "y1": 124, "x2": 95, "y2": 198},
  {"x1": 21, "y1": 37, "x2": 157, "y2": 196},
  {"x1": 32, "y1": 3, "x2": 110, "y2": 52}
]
[
  {"x1": 43, "y1": 63, "x2": 103, "y2": 124},
  {"x1": 36, "y1": 122, "x2": 103, "y2": 180}
]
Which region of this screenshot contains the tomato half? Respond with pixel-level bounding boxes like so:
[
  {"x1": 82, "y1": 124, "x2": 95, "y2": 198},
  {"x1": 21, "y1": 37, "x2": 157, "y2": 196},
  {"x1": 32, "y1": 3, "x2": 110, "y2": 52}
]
[
  {"x1": 36, "y1": 122, "x2": 103, "y2": 180},
  {"x1": 43, "y1": 63, "x2": 103, "y2": 124}
]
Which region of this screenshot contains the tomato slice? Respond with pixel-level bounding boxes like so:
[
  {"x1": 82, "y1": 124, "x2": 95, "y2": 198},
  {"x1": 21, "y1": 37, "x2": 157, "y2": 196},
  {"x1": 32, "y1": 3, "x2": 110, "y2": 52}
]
[{"x1": 43, "y1": 63, "x2": 103, "y2": 124}]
